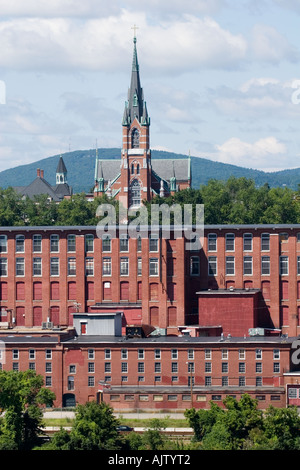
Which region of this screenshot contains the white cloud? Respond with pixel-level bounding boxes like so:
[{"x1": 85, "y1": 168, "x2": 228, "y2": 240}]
[
  {"x1": 214, "y1": 136, "x2": 287, "y2": 170},
  {"x1": 0, "y1": 12, "x2": 248, "y2": 73},
  {"x1": 209, "y1": 77, "x2": 300, "y2": 120},
  {"x1": 251, "y1": 24, "x2": 299, "y2": 63},
  {"x1": 0, "y1": 0, "x2": 226, "y2": 18},
  {"x1": 0, "y1": 0, "x2": 117, "y2": 18}
]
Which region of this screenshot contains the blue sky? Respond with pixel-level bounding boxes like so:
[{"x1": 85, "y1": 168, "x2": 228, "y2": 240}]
[{"x1": 0, "y1": 0, "x2": 300, "y2": 174}]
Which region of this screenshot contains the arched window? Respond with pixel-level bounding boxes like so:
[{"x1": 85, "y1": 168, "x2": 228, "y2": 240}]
[
  {"x1": 131, "y1": 128, "x2": 139, "y2": 148},
  {"x1": 136, "y1": 163, "x2": 140, "y2": 175},
  {"x1": 131, "y1": 163, "x2": 135, "y2": 174},
  {"x1": 130, "y1": 179, "x2": 141, "y2": 207}
]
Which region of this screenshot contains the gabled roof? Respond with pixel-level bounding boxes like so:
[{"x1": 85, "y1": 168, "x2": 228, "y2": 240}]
[
  {"x1": 95, "y1": 159, "x2": 121, "y2": 182},
  {"x1": 152, "y1": 159, "x2": 190, "y2": 182},
  {"x1": 15, "y1": 173, "x2": 72, "y2": 202},
  {"x1": 18, "y1": 176, "x2": 61, "y2": 201}
]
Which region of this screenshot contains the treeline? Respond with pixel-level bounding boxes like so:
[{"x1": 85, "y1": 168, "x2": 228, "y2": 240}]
[
  {"x1": 0, "y1": 372, "x2": 300, "y2": 451},
  {"x1": 145, "y1": 176, "x2": 300, "y2": 225},
  {"x1": 185, "y1": 393, "x2": 300, "y2": 450},
  {"x1": 0, "y1": 176, "x2": 299, "y2": 226},
  {"x1": 0, "y1": 189, "x2": 111, "y2": 226}
]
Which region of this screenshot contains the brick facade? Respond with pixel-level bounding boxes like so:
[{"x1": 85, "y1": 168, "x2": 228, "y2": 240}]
[
  {"x1": 1, "y1": 224, "x2": 300, "y2": 338},
  {"x1": 0, "y1": 224, "x2": 300, "y2": 410}
]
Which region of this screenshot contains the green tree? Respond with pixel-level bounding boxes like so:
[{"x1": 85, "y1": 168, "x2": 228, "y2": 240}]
[
  {"x1": 23, "y1": 194, "x2": 58, "y2": 226},
  {"x1": 200, "y1": 421, "x2": 234, "y2": 450},
  {"x1": 44, "y1": 401, "x2": 124, "y2": 450},
  {"x1": 184, "y1": 402, "x2": 225, "y2": 441},
  {"x1": 185, "y1": 394, "x2": 264, "y2": 450},
  {"x1": 263, "y1": 405, "x2": 300, "y2": 450},
  {"x1": 141, "y1": 418, "x2": 168, "y2": 451},
  {"x1": 0, "y1": 187, "x2": 26, "y2": 226},
  {"x1": 0, "y1": 370, "x2": 55, "y2": 449}
]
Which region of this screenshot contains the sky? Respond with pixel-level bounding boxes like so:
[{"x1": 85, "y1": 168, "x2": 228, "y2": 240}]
[{"x1": 0, "y1": 0, "x2": 300, "y2": 173}]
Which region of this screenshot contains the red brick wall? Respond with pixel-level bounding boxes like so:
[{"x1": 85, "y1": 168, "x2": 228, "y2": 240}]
[{"x1": 198, "y1": 293, "x2": 258, "y2": 337}]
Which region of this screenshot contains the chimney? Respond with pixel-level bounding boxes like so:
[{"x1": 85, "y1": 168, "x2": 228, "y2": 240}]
[
  {"x1": 40, "y1": 169, "x2": 44, "y2": 178},
  {"x1": 37, "y1": 168, "x2": 40, "y2": 177}
]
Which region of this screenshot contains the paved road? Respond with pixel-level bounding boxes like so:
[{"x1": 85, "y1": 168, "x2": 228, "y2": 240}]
[{"x1": 43, "y1": 410, "x2": 187, "y2": 420}]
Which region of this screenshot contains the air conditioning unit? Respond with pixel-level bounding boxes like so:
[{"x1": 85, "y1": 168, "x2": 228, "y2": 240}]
[
  {"x1": 47, "y1": 322, "x2": 53, "y2": 329},
  {"x1": 42, "y1": 322, "x2": 47, "y2": 329}
]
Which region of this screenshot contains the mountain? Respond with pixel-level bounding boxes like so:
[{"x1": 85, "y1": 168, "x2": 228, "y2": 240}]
[{"x1": 0, "y1": 148, "x2": 299, "y2": 193}]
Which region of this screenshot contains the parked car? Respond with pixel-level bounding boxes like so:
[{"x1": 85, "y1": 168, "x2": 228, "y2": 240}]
[{"x1": 116, "y1": 425, "x2": 134, "y2": 432}]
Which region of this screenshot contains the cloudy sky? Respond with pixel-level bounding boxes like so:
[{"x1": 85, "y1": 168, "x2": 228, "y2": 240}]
[{"x1": 0, "y1": 0, "x2": 300, "y2": 173}]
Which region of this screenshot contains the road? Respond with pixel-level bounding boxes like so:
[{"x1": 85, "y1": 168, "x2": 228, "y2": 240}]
[{"x1": 43, "y1": 410, "x2": 187, "y2": 419}]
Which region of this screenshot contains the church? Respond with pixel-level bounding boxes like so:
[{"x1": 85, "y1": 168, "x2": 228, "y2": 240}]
[
  {"x1": 14, "y1": 155, "x2": 72, "y2": 202},
  {"x1": 93, "y1": 34, "x2": 191, "y2": 208}
]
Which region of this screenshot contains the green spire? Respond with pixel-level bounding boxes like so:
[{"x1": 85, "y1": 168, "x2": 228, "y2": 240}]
[{"x1": 122, "y1": 28, "x2": 149, "y2": 126}]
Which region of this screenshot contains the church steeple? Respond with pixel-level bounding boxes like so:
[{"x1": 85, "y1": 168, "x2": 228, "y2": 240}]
[
  {"x1": 122, "y1": 32, "x2": 150, "y2": 127},
  {"x1": 56, "y1": 156, "x2": 67, "y2": 184}
]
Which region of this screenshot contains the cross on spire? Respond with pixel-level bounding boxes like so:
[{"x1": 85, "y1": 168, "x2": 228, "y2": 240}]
[{"x1": 131, "y1": 24, "x2": 139, "y2": 41}]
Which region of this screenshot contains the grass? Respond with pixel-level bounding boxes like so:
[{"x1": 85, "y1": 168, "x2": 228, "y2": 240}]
[
  {"x1": 120, "y1": 418, "x2": 190, "y2": 428},
  {"x1": 43, "y1": 417, "x2": 74, "y2": 427},
  {"x1": 43, "y1": 416, "x2": 190, "y2": 429}
]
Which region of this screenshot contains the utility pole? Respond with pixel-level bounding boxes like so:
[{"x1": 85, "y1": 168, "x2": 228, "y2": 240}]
[{"x1": 186, "y1": 361, "x2": 194, "y2": 408}]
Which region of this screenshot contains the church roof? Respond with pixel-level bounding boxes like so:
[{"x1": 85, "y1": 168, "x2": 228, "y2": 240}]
[
  {"x1": 16, "y1": 175, "x2": 62, "y2": 201},
  {"x1": 95, "y1": 158, "x2": 190, "y2": 185},
  {"x1": 56, "y1": 156, "x2": 67, "y2": 173},
  {"x1": 152, "y1": 159, "x2": 190, "y2": 182},
  {"x1": 54, "y1": 183, "x2": 73, "y2": 198},
  {"x1": 95, "y1": 159, "x2": 120, "y2": 182},
  {"x1": 14, "y1": 157, "x2": 72, "y2": 201}
]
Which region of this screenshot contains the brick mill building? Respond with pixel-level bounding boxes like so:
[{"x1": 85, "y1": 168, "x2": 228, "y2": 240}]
[
  {"x1": 0, "y1": 36, "x2": 300, "y2": 411},
  {"x1": 0, "y1": 224, "x2": 300, "y2": 409}
]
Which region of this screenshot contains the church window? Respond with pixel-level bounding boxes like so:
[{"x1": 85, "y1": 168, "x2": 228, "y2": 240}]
[
  {"x1": 136, "y1": 163, "x2": 140, "y2": 174},
  {"x1": 132, "y1": 129, "x2": 139, "y2": 148},
  {"x1": 130, "y1": 179, "x2": 141, "y2": 207}
]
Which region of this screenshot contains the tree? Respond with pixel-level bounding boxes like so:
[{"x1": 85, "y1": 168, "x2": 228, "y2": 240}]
[
  {"x1": 200, "y1": 421, "x2": 233, "y2": 450},
  {"x1": 141, "y1": 418, "x2": 168, "y2": 451},
  {"x1": 185, "y1": 394, "x2": 264, "y2": 450},
  {"x1": 24, "y1": 194, "x2": 58, "y2": 226},
  {"x1": 0, "y1": 370, "x2": 55, "y2": 450},
  {"x1": 184, "y1": 402, "x2": 224, "y2": 441},
  {"x1": 0, "y1": 187, "x2": 26, "y2": 226},
  {"x1": 263, "y1": 405, "x2": 300, "y2": 450},
  {"x1": 44, "y1": 401, "x2": 124, "y2": 450}
]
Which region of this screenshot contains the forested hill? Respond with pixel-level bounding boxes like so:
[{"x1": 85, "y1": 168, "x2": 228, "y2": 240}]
[{"x1": 0, "y1": 148, "x2": 299, "y2": 193}]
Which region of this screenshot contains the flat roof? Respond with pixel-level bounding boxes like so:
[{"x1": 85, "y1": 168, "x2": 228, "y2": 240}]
[
  {"x1": 72, "y1": 312, "x2": 122, "y2": 316},
  {"x1": 197, "y1": 288, "x2": 261, "y2": 295},
  {"x1": 62, "y1": 334, "x2": 296, "y2": 346},
  {"x1": 0, "y1": 335, "x2": 59, "y2": 344},
  {"x1": 0, "y1": 224, "x2": 299, "y2": 232},
  {"x1": 0, "y1": 332, "x2": 295, "y2": 346}
]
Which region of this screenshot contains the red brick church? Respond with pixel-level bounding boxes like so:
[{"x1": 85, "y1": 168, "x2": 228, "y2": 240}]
[{"x1": 93, "y1": 34, "x2": 191, "y2": 208}]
